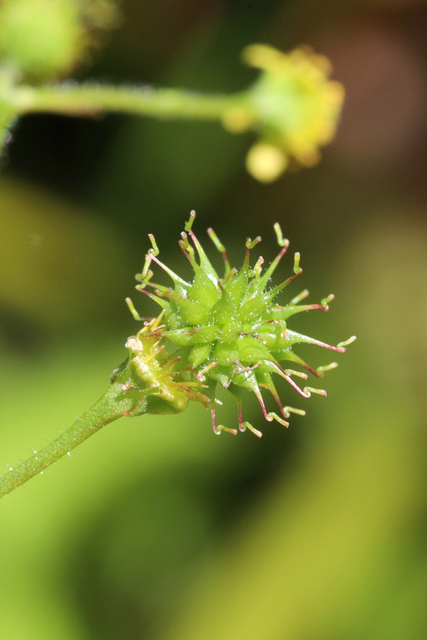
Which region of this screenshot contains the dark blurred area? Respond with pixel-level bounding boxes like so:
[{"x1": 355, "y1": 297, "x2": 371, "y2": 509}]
[{"x1": 1, "y1": 1, "x2": 427, "y2": 639}]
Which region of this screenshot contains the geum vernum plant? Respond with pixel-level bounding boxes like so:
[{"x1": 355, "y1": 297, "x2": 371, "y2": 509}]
[{"x1": 0, "y1": 213, "x2": 355, "y2": 498}]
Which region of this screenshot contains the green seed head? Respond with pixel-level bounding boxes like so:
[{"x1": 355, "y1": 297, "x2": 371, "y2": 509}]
[{"x1": 128, "y1": 213, "x2": 355, "y2": 436}]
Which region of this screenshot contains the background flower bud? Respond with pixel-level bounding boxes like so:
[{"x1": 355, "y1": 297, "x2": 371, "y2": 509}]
[
  {"x1": 224, "y1": 44, "x2": 345, "y2": 181},
  {"x1": 0, "y1": 0, "x2": 119, "y2": 81}
]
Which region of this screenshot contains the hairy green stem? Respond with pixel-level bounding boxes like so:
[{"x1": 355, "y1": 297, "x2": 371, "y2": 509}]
[
  {"x1": 11, "y1": 83, "x2": 236, "y2": 120},
  {"x1": 0, "y1": 379, "x2": 134, "y2": 499}
]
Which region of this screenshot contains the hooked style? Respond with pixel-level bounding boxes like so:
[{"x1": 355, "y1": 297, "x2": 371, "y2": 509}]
[{"x1": 126, "y1": 212, "x2": 355, "y2": 437}]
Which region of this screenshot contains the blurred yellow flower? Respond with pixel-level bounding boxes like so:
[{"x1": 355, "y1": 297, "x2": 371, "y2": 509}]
[{"x1": 223, "y1": 44, "x2": 344, "y2": 182}]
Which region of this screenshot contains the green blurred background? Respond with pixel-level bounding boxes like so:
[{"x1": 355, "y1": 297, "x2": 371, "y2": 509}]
[{"x1": 1, "y1": 0, "x2": 427, "y2": 638}]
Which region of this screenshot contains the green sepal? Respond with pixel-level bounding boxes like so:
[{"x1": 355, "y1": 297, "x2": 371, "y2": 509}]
[{"x1": 189, "y1": 343, "x2": 213, "y2": 368}]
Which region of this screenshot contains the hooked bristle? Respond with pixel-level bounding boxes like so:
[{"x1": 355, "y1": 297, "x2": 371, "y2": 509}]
[{"x1": 127, "y1": 215, "x2": 355, "y2": 436}]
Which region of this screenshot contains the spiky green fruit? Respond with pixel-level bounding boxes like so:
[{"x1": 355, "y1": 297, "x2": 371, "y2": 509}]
[{"x1": 127, "y1": 212, "x2": 355, "y2": 437}]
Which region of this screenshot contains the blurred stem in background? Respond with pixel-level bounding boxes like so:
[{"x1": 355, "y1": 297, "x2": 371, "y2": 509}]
[
  {"x1": 0, "y1": 1, "x2": 344, "y2": 182},
  {"x1": 0, "y1": 45, "x2": 344, "y2": 182}
]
